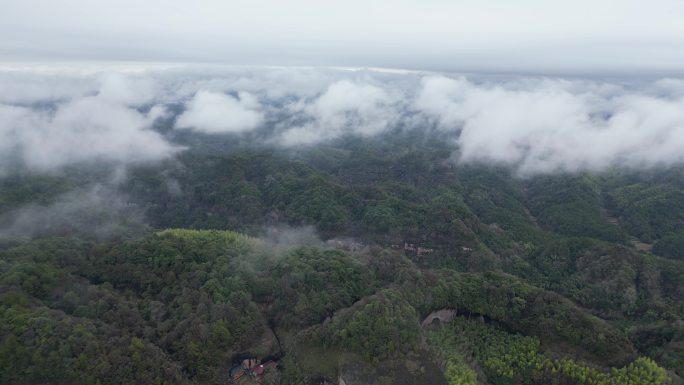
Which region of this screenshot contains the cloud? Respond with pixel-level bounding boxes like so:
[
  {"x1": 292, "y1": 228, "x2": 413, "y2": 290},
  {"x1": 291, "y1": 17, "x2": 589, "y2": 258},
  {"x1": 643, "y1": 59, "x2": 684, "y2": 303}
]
[
  {"x1": 0, "y1": 184, "x2": 148, "y2": 240},
  {"x1": 0, "y1": 98, "x2": 178, "y2": 172},
  {"x1": 650, "y1": 78, "x2": 684, "y2": 98},
  {"x1": 278, "y1": 80, "x2": 397, "y2": 146},
  {"x1": 257, "y1": 225, "x2": 323, "y2": 252},
  {"x1": 174, "y1": 90, "x2": 263, "y2": 134},
  {"x1": 0, "y1": 71, "x2": 94, "y2": 105},
  {"x1": 416, "y1": 76, "x2": 684, "y2": 174},
  {"x1": 0, "y1": 71, "x2": 180, "y2": 173},
  {"x1": 3, "y1": 65, "x2": 684, "y2": 176}
]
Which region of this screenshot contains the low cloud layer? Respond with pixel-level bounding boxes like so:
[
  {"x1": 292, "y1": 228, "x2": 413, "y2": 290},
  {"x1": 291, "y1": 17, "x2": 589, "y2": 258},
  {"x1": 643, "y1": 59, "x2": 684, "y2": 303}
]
[
  {"x1": 175, "y1": 90, "x2": 262, "y2": 133},
  {"x1": 2, "y1": 65, "x2": 684, "y2": 175},
  {"x1": 278, "y1": 80, "x2": 397, "y2": 146},
  {"x1": 0, "y1": 72, "x2": 179, "y2": 173},
  {"x1": 417, "y1": 76, "x2": 684, "y2": 174}
]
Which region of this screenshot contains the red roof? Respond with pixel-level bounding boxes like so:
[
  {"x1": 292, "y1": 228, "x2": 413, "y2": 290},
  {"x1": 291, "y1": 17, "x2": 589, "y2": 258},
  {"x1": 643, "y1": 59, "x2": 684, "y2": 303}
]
[{"x1": 252, "y1": 364, "x2": 265, "y2": 375}]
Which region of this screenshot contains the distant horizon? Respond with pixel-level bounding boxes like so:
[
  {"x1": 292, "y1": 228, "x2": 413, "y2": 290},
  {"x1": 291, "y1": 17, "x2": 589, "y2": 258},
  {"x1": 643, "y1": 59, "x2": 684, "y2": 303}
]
[
  {"x1": 1, "y1": 60, "x2": 683, "y2": 80},
  {"x1": 3, "y1": 0, "x2": 684, "y2": 75}
]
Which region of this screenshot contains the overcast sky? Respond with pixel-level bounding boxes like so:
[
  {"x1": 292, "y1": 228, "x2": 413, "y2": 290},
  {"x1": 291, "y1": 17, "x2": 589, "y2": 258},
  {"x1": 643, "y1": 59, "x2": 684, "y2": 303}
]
[{"x1": 2, "y1": 0, "x2": 684, "y2": 74}]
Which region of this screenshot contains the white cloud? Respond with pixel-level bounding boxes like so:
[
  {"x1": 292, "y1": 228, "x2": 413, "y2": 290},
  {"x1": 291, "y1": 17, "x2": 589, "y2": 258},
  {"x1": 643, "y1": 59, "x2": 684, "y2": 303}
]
[
  {"x1": 650, "y1": 78, "x2": 684, "y2": 98},
  {"x1": 0, "y1": 72, "x2": 93, "y2": 104},
  {"x1": 0, "y1": 71, "x2": 180, "y2": 173},
  {"x1": 0, "y1": 98, "x2": 178, "y2": 171},
  {"x1": 279, "y1": 80, "x2": 396, "y2": 145},
  {"x1": 416, "y1": 76, "x2": 684, "y2": 174},
  {"x1": 96, "y1": 72, "x2": 158, "y2": 105},
  {"x1": 175, "y1": 90, "x2": 263, "y2": 134},
  {"x1": 3, "y1": 65, "x2": 684, "y2": 176}
]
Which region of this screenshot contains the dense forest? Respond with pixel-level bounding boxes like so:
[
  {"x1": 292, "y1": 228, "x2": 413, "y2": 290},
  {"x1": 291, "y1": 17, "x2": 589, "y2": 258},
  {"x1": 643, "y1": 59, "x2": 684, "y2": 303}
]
[{"x1": 1, "y1": 129, "x2": 684, "y2": 385}]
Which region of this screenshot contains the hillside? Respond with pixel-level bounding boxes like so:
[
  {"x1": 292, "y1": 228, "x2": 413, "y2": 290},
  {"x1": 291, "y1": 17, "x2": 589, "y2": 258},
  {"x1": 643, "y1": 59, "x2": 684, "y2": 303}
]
[{"x1": 1, "y1": 130, "x2": 684, "y2": 385}]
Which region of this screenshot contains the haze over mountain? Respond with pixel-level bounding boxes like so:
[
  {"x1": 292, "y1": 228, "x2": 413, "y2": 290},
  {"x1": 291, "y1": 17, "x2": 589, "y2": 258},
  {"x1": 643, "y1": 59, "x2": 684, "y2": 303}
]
[
  {"x1": 2, "y1": 67, "x2": 684, "y2": 175},
  {"x1": 1, "y1": 2, "x2": 684, "y2": 385}
]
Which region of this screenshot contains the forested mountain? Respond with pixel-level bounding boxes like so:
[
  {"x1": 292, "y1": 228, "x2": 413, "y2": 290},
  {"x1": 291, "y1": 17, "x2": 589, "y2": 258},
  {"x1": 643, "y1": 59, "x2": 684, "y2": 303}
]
[{"x1": 2, "y1": 128, "x2": 684, "y2": 385}]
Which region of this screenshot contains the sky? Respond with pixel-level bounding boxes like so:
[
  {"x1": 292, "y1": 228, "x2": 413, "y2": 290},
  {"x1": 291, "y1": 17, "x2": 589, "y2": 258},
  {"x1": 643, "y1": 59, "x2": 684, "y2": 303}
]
[
  {"x1": 2, "y1": 67, "x2": 684, "y2": 176},
  {"x1": 1, "y1": 2, "x2": 684, "y2": 179},
  {"x1": 2, "y1": 0, "x2": 684, "y2": 74}
]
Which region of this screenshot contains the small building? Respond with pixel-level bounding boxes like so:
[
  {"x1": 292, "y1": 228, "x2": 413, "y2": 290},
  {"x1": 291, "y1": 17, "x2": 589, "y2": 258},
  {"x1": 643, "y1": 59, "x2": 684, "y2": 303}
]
[
  {"x1": 254, "y1": 361, "x2": 277, "y2": 383},
  {"x1": 242, "y1": 358, "x2": 259, "y2": 370},
  {"x1": 232, "y1": 358, "x2": 278, "y2": 383},
  {"x1": 230, "y1": 365, "x2": 245, "y2": 380},
  {"x1": 253, "y1": 364, "x2": 265, "y2": 382}
]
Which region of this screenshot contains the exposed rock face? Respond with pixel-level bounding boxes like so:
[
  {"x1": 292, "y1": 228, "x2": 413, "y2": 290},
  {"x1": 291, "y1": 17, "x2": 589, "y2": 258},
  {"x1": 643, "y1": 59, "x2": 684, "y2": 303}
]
[{"x1": 421, "y1": 309, "x2": 457, "y2": 327}]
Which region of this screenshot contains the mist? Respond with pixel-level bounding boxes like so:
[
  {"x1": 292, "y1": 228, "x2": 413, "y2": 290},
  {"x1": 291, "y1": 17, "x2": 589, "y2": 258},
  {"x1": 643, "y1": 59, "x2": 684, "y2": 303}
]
[
  {"x1": 0, "y1": 184, "x2": 149, "y2": 240},
  {"x1": 417, "y1": 76, "x2": 684, "y2": 174},
  {"x1": 276, "y1": 80, "x2": 398, "y2": 146},
  {"x1": 1, "y1": 65, "x2": 684, "y2": 177},
  {"x1": 256, "y1": 225, "x2": 323, "y2": 253},
  {"x1": 0, "y1": 71, "x2": 180, "y2": 174},
  {"x1": 175, "y1": 91, "x2": 263, "y2": 134}
]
